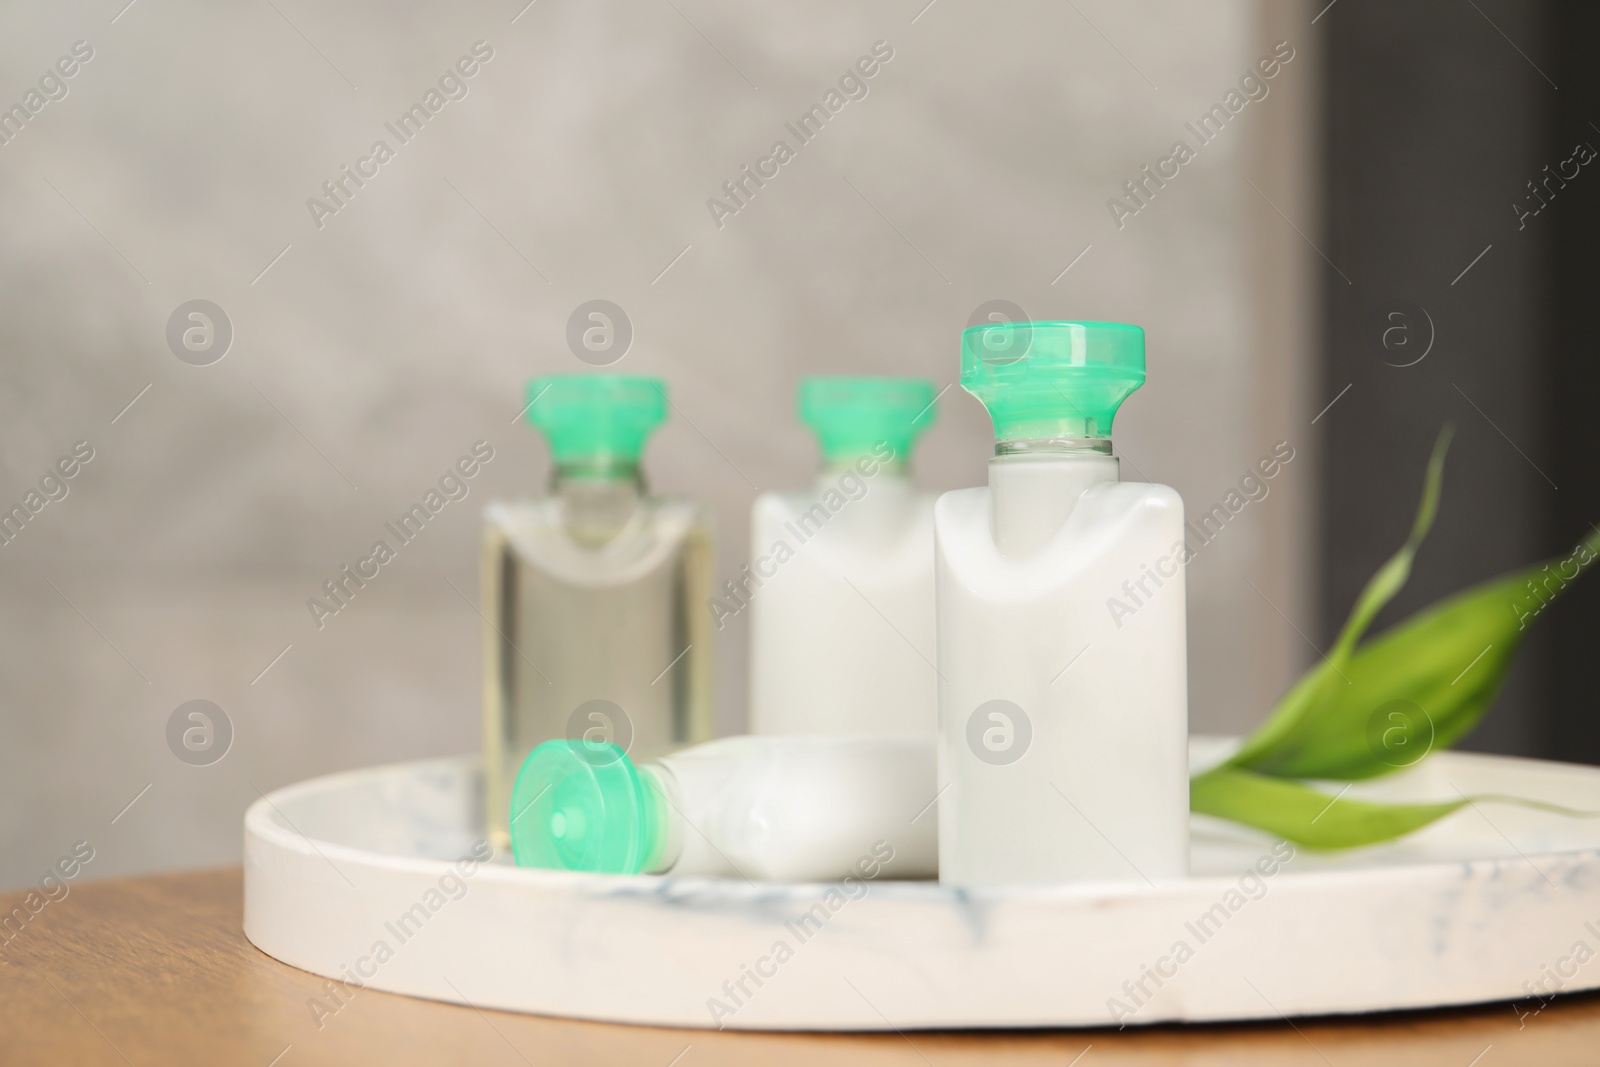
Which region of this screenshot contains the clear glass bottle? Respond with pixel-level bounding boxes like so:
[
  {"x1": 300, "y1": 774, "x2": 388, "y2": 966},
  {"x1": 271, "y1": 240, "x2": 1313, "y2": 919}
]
[
  {"x1": 935, "y1": 321, "x2": 1189, "y2": 886},
  {"x1": 482, "y1": 375, "x2": 714, "y2": 852},
  {"x1": 508, "y1": 735, "x2": 938, "y2": 881},
  {"x1": 746, "y1": 377, "x2": 940, "y2": 736}
]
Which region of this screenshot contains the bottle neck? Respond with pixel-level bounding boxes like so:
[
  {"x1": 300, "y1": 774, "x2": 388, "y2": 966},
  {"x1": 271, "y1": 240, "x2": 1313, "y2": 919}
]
[
  {"x1": 988, "y1": 437, "x2": 1119, "y2": 558},
  {"x1": 815, "y1": 455, "x2": 910, "y2": 489},
  {"x1": 551, "y1": 457, "x2": 644, "y2": 547},
  {"x1": 639, "y1": 763, "x2": 680, "y2": 875},
  {"x1": 809, "y1": 459, "x2": 916, "y2": 548},
  {"x1": 551, "y1": 454, "x2": 642, "y2": 487},
  {"x1": 818, "y1": 449, "x2": 909, "y2": 476}
]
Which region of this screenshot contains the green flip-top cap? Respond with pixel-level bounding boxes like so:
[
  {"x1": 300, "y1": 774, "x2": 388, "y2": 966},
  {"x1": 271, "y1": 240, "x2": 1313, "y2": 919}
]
[
  {"x1": 525, "y1": 375, "x2": 666, "y2": 464},
  {"x1": 960, "y1": 321, "x2": 1145, "y2": 441},
  {"x1": 509, "y1": 740, "x2": 668, "y2": 874},
  {"x1": 798, "y1": 376, "x2": 938, "y2": 465}
]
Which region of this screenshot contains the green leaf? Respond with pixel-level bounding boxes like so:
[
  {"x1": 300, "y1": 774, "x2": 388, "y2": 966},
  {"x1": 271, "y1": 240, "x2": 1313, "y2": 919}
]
[
  {"x1": 1232, "y1": 505, "x2": 1600, "y2": 783},
  {"x1": 1191, "y1": 767, "x2": 1467, "y2": 849},
  {"x1": 1250, "y1": 566, "x2": 1539, "y2": 780},
  {"x1": 1191, "y1": 766, "x2": 1600, "y2": 850},
  {"x1": 1193, "y1": 425, "x2": 1600, "y2": 850},
  {"x1": 1228, "y1": 428, "x2": 1454, "y2": 770}
]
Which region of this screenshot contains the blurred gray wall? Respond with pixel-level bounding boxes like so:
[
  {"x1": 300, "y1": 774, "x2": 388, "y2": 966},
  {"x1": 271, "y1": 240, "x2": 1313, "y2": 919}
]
[{"x1": 0, "y1": 0, "x2": 1316, "y2": 888}]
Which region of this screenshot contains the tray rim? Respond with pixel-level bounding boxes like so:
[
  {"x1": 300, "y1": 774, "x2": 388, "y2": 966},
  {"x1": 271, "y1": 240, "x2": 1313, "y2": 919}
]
[{"x1": 242, "y1": 745, "x2": 1600, "y2": 1031}]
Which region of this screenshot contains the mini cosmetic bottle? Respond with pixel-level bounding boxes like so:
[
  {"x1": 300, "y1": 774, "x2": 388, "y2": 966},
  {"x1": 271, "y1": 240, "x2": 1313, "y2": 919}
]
[
  {"x1": 482, "y1": 375, "x2": 714, "y2": 852},
  {"x1": 510, "y1": 735, "x2": 937, "y2": 881},
  {"x1": 746, "y1": 377, "x2": 939, "y2": 736},
  {"x1": 935, "y1": 322, "x2": 1188, "y2": 886}
]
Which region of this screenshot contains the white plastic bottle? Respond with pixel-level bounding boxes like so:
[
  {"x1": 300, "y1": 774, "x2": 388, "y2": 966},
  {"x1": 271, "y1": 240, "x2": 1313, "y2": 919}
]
[
  {"x1": 509, "y1": 735, "x2": 937, "y2": 881},
  {"x1": 935, "y1": 321, "x2": 1189, "y2": 886},
  {"x1": 745, "y1": 377, "x2": 940, "y2": 736}
]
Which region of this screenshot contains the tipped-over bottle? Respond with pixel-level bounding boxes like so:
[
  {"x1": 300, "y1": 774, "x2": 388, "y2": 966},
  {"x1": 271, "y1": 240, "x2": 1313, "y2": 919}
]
[{"x1": 509, "y1": 735, "x2": 937, "y2": 882}]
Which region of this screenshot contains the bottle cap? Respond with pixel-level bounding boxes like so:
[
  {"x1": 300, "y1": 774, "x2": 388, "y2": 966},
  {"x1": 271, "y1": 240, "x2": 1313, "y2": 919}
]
[
  {"x1": 959, "y1": 321, "x2": 1145, "y2": 441},
  {"x1": 798, "y1": 376, "x2": 937, "y2": 465},
  {"x1": 525, "y1": 375, "x2": 667, "y2": 464},
  {"x1": 509, "y1": 740, "x2": 666, "y2": 874}
]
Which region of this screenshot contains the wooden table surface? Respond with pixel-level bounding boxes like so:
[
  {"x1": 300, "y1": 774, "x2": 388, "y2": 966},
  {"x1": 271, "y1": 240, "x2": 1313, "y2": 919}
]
[{"x1": 1, "y1": 868, "x2": 1595, "y2": 1066}]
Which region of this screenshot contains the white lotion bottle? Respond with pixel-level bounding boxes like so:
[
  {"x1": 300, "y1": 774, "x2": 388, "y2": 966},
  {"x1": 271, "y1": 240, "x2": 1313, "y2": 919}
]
[
  {"x1": 746, "y1": 377, "x2": 940, "y2": 736},
  {"x1": 935, "y1": 320, "x2": 1189, "y2": 886},
  {"x1": 509, "y1": 736, "x2": 937, "y2": 881}
]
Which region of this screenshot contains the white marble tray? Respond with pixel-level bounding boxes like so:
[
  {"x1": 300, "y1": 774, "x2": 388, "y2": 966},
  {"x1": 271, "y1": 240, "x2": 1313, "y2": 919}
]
[{"x1": 243, "y1": 741, "x2": 1600, "y2": 1030}]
